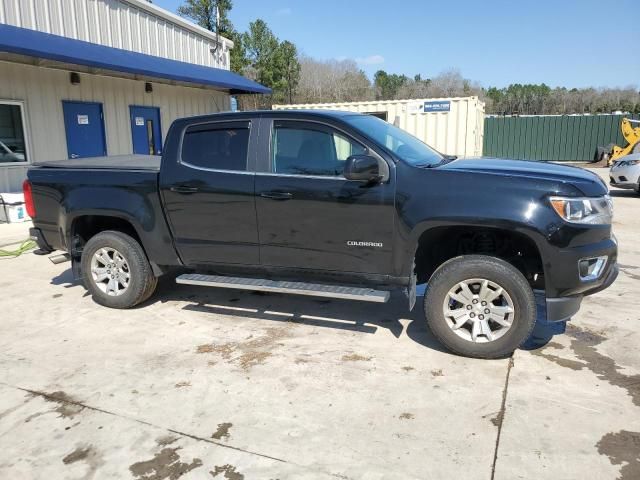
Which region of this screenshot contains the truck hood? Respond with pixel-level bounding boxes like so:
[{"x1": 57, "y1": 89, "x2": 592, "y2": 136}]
[{"x1": 439, "y1": 157, "x2": 608, "y2": 196}]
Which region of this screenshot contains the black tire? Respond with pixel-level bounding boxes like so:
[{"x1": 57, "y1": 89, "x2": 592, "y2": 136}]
[
  {"x1": 81, "y1": 230, "x2": 157, "y2": 309},
  {"x1": 424, "y1": 255, "x2": 536, "y2": 359}
]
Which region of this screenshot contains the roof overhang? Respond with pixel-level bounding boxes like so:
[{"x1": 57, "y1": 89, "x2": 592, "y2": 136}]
[{"x1": 0, "y1": 24, "x2": 270, "y2": 95}]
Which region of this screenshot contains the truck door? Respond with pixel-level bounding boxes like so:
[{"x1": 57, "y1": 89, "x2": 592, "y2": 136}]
[
  {"x1": 255, "y1": 119, "x2": 395, "y2": 275},
  {"x1": 159, "y1": 119, "x2": 259, "y2": 267}
]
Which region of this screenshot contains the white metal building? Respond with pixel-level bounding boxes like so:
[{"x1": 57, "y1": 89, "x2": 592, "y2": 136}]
[
  {"x1": 0, "y1": 0, "x2": 268, "y2": 192},
  {"x1": 274, "y1": 97, "x2": 485, "y2": 158}
]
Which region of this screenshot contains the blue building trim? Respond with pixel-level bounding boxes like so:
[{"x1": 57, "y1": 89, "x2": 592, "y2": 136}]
[{"x1": 0, "y1": 24, "x2": 271, "y2": 95}]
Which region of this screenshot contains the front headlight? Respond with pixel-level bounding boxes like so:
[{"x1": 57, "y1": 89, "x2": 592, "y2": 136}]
[{"x1": 549, "y1": 195, "x2": 613, "y2": 225}]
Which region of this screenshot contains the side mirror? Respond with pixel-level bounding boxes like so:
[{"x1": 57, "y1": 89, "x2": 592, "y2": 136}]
[{"x1": 343, "y1": 155, "x2": 381, "y2": 182}]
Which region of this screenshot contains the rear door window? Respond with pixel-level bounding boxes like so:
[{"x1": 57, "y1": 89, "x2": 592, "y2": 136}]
[{"x1": 181, "y1": 122, "x2": 249, "y2": 171}]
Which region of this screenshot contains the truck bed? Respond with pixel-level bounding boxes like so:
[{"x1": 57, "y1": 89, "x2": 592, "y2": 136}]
[
  {"x1": 33, "y1": 155, "x2": 161, "y2": 171},
  {"x1": 27, "y1": 154, "x2": 178, "y2": 267}
]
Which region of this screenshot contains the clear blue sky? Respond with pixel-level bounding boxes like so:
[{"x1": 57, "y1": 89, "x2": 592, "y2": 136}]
[{"x1": 153, "y1": 0, "x2": 639, "y2": 89}]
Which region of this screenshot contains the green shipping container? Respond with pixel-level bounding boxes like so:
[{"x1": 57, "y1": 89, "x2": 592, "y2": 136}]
[{"x1": 483, "y1": 114, "x2": 640, "y2": 161}]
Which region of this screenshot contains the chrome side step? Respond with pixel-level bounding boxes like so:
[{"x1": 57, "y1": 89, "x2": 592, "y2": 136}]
[{"x1": 176, "y1": 273, "x2": 390, "y2": 303}]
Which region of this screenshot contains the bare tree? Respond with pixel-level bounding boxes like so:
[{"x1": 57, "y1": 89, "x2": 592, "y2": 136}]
[{"x1": 293, "y1": 56, "x2": 373, "y2": 104}]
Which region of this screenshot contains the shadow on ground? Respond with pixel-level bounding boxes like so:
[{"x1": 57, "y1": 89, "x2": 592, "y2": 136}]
[
  {"x1": 520, "y1": 292, "x2": 566, "y2": 350},
  {"x1": 51, "y1": 268, "x2": 452, "y2": 354},
  {"x1": 609, "y1": 189, "x2": 638, "y2": 198},
  {"x1": 49, "y1": 268, "x2": 561, "y2": 354}
]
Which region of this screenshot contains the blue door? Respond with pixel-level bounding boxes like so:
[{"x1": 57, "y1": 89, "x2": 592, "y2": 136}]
[
  {"x1": 62, "y1": 101, "x2": 107, "y2": 158},
  {"x1": 130, "y1": 106, "x2": 162, "y2": 155}
]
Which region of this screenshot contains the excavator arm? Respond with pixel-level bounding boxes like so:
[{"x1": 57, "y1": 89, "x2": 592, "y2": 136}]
[{"x1": 609, "y1": 118, "x2": 640, "y2": 165}]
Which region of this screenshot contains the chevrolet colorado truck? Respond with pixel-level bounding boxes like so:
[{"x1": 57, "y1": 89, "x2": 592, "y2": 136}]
[{"x1": 25, "y1": 110, "x2": 618, "y2": 358}]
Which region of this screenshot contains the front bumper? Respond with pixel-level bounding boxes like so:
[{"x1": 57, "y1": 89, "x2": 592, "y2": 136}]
[
  {"x1": 610, "y1": 164, "x2": 639, "y2": 189},
  {"x1": 545, "y1": 263, "x2": 618, "y2": 322},
  {"x1": 541, "y1": 227, "x2": 618, "y2": 322},
  {"x1": 543, "y1": 235, "x2": 618, "y2": 298},
  {"x1": 610, "y1": 178, "x2": 638, "y2": 190}
]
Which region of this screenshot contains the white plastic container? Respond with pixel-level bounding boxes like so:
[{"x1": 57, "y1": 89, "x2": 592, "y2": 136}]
[
  {"x1": 0, "y1": 192, "x2": 30, "y2": 223},
  {"x1": 273, "y1": 96, "x2": 485, "y2": 157}
]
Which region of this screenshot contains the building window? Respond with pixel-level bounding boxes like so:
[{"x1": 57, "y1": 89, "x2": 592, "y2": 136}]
[{"x1": 0, "y1": 102, "x2": 28, "y2": 164}]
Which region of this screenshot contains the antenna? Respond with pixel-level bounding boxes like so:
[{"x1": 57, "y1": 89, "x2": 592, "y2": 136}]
[{"x1": 210, "y1": 0, "x2": 220, "y2": 55}]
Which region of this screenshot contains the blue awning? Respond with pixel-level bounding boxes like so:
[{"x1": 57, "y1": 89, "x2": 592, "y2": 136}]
[{"x1": 0, "y1": 23, "x2": 270, "y2": 94}]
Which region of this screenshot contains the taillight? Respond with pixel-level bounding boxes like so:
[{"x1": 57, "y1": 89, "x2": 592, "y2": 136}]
[{"x1": 23, "y1": 179, "x2": 35, "y2": 218}]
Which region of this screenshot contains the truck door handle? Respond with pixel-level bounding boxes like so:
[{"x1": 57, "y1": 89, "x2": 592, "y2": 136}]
[
  {"x1": 170, "y1": 185, "x2": 199, "y2": 194},
  {"x1": 260, "y1": 191, "x2": 293, "y2": 200}
]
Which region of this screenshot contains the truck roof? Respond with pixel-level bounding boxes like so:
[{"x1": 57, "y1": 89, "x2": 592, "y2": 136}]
[{"x1": 181, "y1": 109, "x2": 359, "y2": 122}]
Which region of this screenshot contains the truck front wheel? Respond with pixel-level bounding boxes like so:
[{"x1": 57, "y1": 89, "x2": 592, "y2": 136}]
[
  {"x1": 424, "y1": 255, "x2": 536, "y2": 359},
  {"x1": 81, "y1": 230, "x2": 157, "y2": 309}
]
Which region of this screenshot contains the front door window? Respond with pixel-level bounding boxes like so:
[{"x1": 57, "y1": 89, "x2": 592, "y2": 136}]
[{"x1": 271, "y1": 121, "x2": 366, "y2": 177}]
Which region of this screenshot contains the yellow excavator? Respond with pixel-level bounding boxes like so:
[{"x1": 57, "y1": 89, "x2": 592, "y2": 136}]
[{"x1": 601, "y1": 117, "x2": 640, "y2": 166}]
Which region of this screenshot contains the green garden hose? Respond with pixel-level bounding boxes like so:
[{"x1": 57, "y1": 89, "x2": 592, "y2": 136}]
[{"x1": 0, "y1": 239, "x2": 36, "y2": 258}]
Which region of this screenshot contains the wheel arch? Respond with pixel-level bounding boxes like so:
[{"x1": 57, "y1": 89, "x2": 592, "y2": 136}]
[
  {"x1": 68, "y1": 212, "x2": 164, "y2": 277},
  {"x1": 69, "y1": 212, "x2": 144, "y2": 252},
  {"x1": 410, "y1": 224, "x2": 546, "y2": 290}
]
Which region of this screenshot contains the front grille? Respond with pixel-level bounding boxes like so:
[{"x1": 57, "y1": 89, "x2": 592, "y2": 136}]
[{"x1": 619, "y1": 176, "x2": 628, "y2": 182}]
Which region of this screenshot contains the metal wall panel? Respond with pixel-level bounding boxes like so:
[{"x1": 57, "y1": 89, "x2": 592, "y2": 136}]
[
  {"x1": 273, "y1": 97, "x2": 486, "y2": 157},
  {"x1": 0, "y1": 60, "x2": 230, "y2": 192},
  {"x1": 0, "y1": 0, "x2": 230, "y2": 69},
  {"x1": 483, "y1": 114, "x2": 640, "y2": 161}
]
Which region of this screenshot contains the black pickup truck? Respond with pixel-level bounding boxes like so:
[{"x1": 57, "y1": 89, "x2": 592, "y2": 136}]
[{"x1": 25, "y1": 110, "x2": 618, "y2": 358}]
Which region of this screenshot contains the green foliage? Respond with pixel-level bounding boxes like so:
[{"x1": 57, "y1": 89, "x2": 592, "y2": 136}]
[
  {"x1": 487, "y1": 83, "x2": 552, "y2": 114},
  {"x1": 227, "y1": 29, "x2": 248, "y2": 73},
  {"x1": 177, "y1": 0, "x2": 248, "y2": 73},
  {"x1": 177, "y1": 0, "x2": 232, "y2": 33},
  {"x1": 483, "y1": 83, "x2": 638, "y2": 115},
  {"x1": 274, "y1": 41, "x2": 301, "y2": 103},
  {"x1": 241, "y1": 20, "x2": 300, "y2": 105},
  {"x1": 374, "y1": 70, "x2": 408, "y2": 100},
  {"x1": 242, "y1": 19, "x2": 280, "y2": 86}
]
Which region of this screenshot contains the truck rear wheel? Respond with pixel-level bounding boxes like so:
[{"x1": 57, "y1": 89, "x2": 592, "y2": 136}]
[
  {"x1": 81, "y1": 230, "x2": 157, "y2": 309},
  {"x1": 424, "y1": 255, "x2": 536, "y2": 359}
]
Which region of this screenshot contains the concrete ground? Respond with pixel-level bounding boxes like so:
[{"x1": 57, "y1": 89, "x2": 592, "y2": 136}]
[
  {"x1": 0, "y1": 168, "x2": 638, "y2": 480},
  {"x1": 0, "y1": 220, "x2": 30, "y2": 247}
]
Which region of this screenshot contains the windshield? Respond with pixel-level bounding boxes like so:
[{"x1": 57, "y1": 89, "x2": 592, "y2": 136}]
[{"x1": 342, "y1": 114, "x2": 444, "y2": 167}]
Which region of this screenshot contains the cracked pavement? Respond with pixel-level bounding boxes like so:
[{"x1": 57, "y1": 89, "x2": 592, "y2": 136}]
[{"x1": 0, "y1": 168, "x2": 638, "y2": 479}]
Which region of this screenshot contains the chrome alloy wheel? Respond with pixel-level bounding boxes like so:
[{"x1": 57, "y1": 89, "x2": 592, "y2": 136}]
[
  {"x1": 442, "y1": 278, "x2": 515, "y2": 343},
  {"x1": 90, "y1": 247, "x2": 130, "y2": 296}
]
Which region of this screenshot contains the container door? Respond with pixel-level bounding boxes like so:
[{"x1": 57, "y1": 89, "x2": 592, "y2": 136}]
[
  {"x1": 62, "y1": 101, "x2": 107, "y2": 158},
  {"x1": 130, "y1": 106, "x2": 162, "y2": 155}
]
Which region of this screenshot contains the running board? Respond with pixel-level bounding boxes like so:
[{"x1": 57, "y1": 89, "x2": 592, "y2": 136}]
[
  {"x1": 176, "y1": 273, "x2": 390, "y2": 303},
  {"x1": 48, "y1": 253, "x2": 71, "y2": 264}
]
